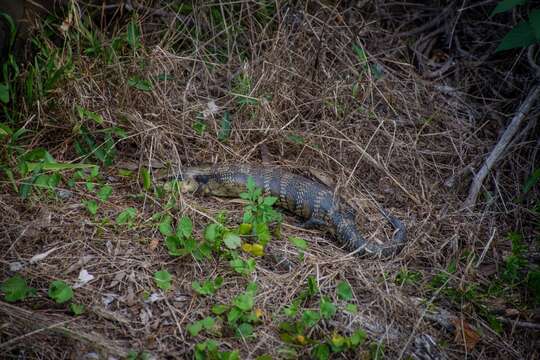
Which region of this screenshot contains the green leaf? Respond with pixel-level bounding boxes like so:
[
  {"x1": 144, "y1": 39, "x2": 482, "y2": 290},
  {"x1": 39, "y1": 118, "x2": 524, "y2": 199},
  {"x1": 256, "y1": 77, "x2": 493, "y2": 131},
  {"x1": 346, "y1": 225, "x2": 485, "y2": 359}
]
[
  {"x1": 320, "y1": 297, "x2": 337, "y2": 319},
  {"x1": 128, "y1": 77, "x2": 153, "y2": 91},
  {"x1": 0, "y1": 83, "x2": 9, "y2": 103},
  {"x1": 287, "y1": 134, "x2": 305, "y2": 144},
  {"x1": 301, "y1": 310, "x2": 320, "y2": 328},
  {"x1": 228, "y1": 307, "x2": 242, "y2": 325},
  {"x1": 311, "y1": 343, "x2": 330, "y2": 360},
  {"x1": 490, "y1": 0, "x2": 528, "y2": 16},
  {"x1": 178, "y1": 216, "x2": 193, "y2": 238},
  {"x1": 262, "y1": 196, "x2": 278, "y2": 206},
  {"x1": 165, "y1": 235, "x2": 187, "y2": 256},
  {"x1": 48, "y1": 280, "x2": 74, "y2": 304},
  {"x1": 1, "y1": 275, "x2": 35, "y2": 302},
  {"x1": 307, "y1": 276, "x2": 318, "y2": 296},
  {"x1": 223, "y1": 232, "x2": 242, "y2": 249},
  {"x1": 201, "y1": 316, "x2": 216, "y2": 330},
  {"x1": 345, "y1": 303, "x2": 358, "y2": 314},
  {"x1": 76, "y1": 106, "x2": 104, "y2": 124},
  {"x1": 141, "y1": 168, "x2": 151, "y2": 190},
  {"x1": 233, "y1": 293, "x2": 254, "y2": 311},
  {"x1": 97, "y1": 185, "x2": 113, "y2": 202},
  {"x1": 212, "y1": 304, "x2": 228, "y2": 315},
  {"x1": 193, "y1": 120, "x2": 207, "y2": 135},
  {"x1": 204, "y1": 223, "x2": 218, "y2": 241},
  {"x1": 83, "y1": 200, "x2": 99, "y2": 215},
  {"x1": 217, "y1": 112, "x2": 232, "y2": 142},
  {"x1": 496, "y1": 21, "x2": 537, "y2": 52},
  {"x1": 235, "y1": 323, "x2": 254, "y2": 338},
  {"x1": 187, "y1": 321, "x2": 203, "y2": 337},
  {"x1": 337, "y1": 281, "x2": 353, "y2": 301},
  {"x1": 116, "y1": 207, "x2": 136, "y2": 225},
  {"x1": 530, "y1": 9, "x2": 540, "y2": 40},
  {"x1": 255, "y1": 222, "x2": 270, "y2": 245},
  {"x1": 70, "y1": 303, "x2": 85, "y2": 315},
  {"x1": 126, "y1": 18, "x2": 141, "y2": 49},
  {"x1": 154, "y1": 270, "x2": 172, "y2": 291},
  {"x1": 349, "y1": 329, "x2": 366, "y2": 347},
  {"x1": 25, "y1": 162, "x2": 97, "y2": 172},
  {"x1": 289, "y1": 236, "x2": 308, "y2": 251},
  {"x1": 159, "y1": 215, "x2": 174, "y2": 236},
  {"x1": 192, "y1": 276, "x2": 223, "y2": 296}
]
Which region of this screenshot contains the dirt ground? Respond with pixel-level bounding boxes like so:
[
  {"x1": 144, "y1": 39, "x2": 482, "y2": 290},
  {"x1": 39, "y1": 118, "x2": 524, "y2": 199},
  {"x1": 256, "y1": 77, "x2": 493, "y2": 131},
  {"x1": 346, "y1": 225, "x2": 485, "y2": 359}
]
[{"x1": 0, "y1": 1, "x2": 539, "y2": 359}]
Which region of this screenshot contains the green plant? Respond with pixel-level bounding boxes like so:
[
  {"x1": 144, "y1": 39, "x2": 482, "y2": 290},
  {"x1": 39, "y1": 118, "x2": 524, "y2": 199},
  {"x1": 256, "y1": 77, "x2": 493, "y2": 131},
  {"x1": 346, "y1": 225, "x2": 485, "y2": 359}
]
[
  {"x1": 154, "y1": 270, "x2": 172, "y2": 291},
  {"x1": 491, "y1": 1, "x2": 540, "y2": 51},
  {"x1": 192, "y1": 276, "x2": 224, "y2": 296},
  {"x1": 48, "y1": 280, "x2": 74, "y2": 304},
  {"x1": 1, "y1": 274, "x2": 36, "y2": 302}
]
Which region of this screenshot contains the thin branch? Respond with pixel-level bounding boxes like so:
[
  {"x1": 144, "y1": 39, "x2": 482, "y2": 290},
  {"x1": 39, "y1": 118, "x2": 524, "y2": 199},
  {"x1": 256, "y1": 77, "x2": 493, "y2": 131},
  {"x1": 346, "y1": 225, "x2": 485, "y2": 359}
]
[{"x1": 464, "y1": 83, "x2": 540, "y2": 208}]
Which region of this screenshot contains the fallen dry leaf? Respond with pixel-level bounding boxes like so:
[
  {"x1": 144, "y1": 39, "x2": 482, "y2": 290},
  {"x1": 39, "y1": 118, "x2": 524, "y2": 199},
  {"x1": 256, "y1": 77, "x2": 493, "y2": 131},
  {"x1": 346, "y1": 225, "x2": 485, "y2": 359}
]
[
  {"x1": 149, "y1": 238, "x2": 160, "y2": 251},
  {"x1": 453, "y1": 318, "x2": 481, "y2": 352}
]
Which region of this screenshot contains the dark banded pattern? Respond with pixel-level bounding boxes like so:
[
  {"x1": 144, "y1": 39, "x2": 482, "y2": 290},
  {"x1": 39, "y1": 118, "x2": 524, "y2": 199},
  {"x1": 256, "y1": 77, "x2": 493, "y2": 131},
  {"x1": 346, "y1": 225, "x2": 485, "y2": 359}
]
[{"x1": 170, "y1": 164, "x2": 406, "y2": 258}]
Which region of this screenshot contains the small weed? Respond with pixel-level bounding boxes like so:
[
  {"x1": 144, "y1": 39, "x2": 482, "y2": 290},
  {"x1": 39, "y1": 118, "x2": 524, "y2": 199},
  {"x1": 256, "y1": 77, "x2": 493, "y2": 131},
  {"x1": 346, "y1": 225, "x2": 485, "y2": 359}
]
[
  {"x1": 48, "y1": 280, "x2": 74, "y2": 304},
  {"x1": 154, "y1": 270, "x2": 172, "y2": 291},
  {"x1": 1, "y1": 274, "x2": 36, "y2": 302},
  {"x1": 192, "y1": 276, "x2": 224, "y2": 297}
]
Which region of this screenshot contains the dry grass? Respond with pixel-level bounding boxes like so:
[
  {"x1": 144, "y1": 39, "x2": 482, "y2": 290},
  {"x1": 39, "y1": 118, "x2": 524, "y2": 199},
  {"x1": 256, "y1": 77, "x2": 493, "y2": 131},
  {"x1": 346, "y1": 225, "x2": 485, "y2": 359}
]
[{"x1": 1, "y1": 1, "x2": 539, "y2": 359}]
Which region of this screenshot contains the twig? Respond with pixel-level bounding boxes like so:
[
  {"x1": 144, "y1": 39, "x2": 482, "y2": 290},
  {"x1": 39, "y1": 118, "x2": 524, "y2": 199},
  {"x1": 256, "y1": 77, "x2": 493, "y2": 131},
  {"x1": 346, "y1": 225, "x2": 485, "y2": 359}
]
[
  {"x1": 497, "y1": 317, "x2": 540, "y2": 330},
  {"x1": 0, "y1": 301, "x2": 130, "y2": 357},
  {"x1": 464, "y1": 84, "x2": 540, "y2": 208}
]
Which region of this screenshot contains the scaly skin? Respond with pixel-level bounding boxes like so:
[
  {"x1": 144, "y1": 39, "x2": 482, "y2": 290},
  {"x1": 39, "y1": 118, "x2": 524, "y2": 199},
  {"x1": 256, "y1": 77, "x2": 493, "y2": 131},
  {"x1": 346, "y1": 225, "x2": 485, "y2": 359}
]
[{"x1": 167, "y1": 164, "x2": 406, "y2": 258}]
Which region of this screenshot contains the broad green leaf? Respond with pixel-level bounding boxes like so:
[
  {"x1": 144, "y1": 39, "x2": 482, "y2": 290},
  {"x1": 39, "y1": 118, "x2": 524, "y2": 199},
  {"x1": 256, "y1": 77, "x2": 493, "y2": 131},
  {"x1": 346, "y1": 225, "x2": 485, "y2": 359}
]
[
  {"x1": 301, "y1": 310, "x2": 320, "y2": 327},
  {"x1": 76, "y1": 106, "x2": 104, "y2": 124},
  {"x1": 307, "y1": 276, "x2": 318, "y2": 296},
  {"x1": 223, "y1": 232, "x2": 241, "y2": 249},
  {"x1": 159, "y1": 215, "x2": 174, "y2": 236},
  {"x1": 126, "y1": 18, "x2": 141, "y2": 49},
  {"x1": 1, "y1": 275, "x2": 35, "y2": 302},
  {"x1": 97, "y1": 185, "x2": 112, "y2": 201},
  {"x1": 70, "y1": 303, "x2": 85, "y2": 315},
  {"x1": 345, "y1": 303, "x2": 358, "y2": 314},
  {"x1": 311, "y1": 343, "x2": 330, "y2": 360},
  {"x1": 255, "y1": 223, "x2": 270, "y2": 245},
  {"x1": 496, "y1": 21, "x2": 537, "y2": 52},
  {"x1": 235, "y1": 323, "x2": 253, "y2": 338},
  {"x1": 289, "y1": 236, "x2": 308, "y2": 251},
  {"x1": 233, "y1": 293, "x2": 254, "y2": 311},
  {"x1": 490, "y1": 0, "x2": 528, "y2": 16},
  {"x1": 128, "y1": 77, "x2": 153, "y2": 91},
  {"x1": 287, "y1": 134, "x2": 305, "y2": 144},
  {"x1": 337, "y1": 281, "x2": 353, "y2": 301},
  {"x1": 204, "y1": 223, "x2": 220, "y2": 242},
  {"x1": 178, "y1": 216, "x2": 193, "y2": 238},
  {"x1": 320, "y1": 297, "x2": 337, "y2": 319},
  {"x1": 83, "y1": 200, "x2": 99, "y2": 215},
  {"x1": 530, "y1": 9, "x2": 540, "y2": 41},
  {"x1": 116, "y1": 207, "x2": 136, "y2": 225},
  {"x1": 154, "y1": 270, "x2": 172, "y2": 291},
  {"x1": 228, "y1": 307, "x2": 242, "y2": 324},
  {"x1": 193, "y1": 120, "x2": 206, "y2": 135},
  {"x1": 201, "y1": 316, "x2": 216, "y2": 330},
  {"x1": 349, "y1": 329, "x2": 367, "y2": 347},
  {"x1": 48, "y1": 280, "x2": 74, "y2": 304},
  {"x1": 0, "y1": 83, "x2": 9, "y2": 103},
  {"x1": 187, "y1": 321, "x2": 203, "y2": 336},
  {"x1": 212, "y1": 304, "x2": 228, "y2": 315},
  {"x1": 238, "y1": 223, "x2": 252, "y2": 235}
]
